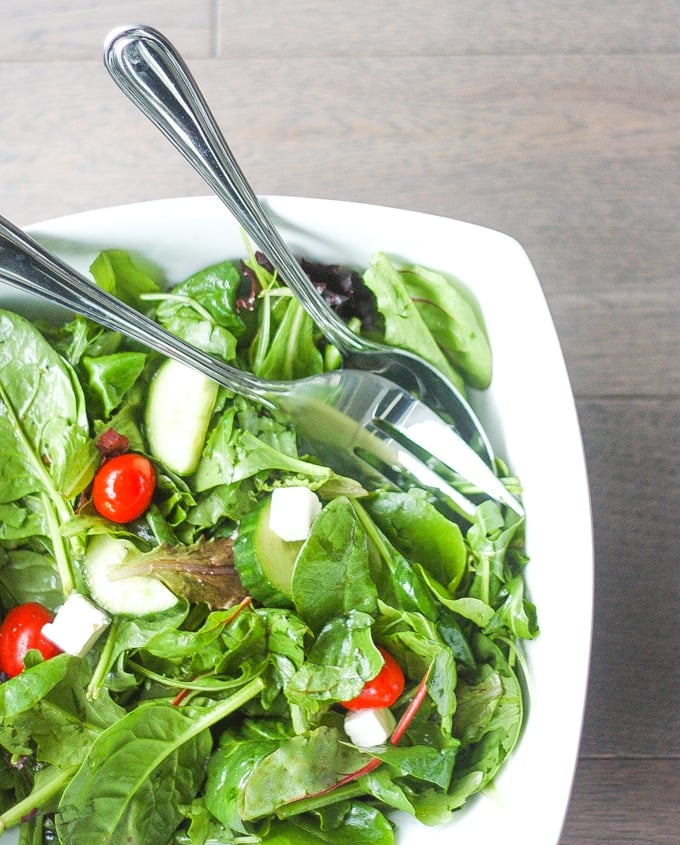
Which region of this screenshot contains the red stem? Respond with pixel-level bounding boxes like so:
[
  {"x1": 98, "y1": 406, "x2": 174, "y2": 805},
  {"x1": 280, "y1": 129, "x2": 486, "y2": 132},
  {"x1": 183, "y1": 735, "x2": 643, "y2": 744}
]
[
  {"x1": 293, "y1": 665, "x2": 432, "y2": 800},
  {"x1": 172, "y1": 596, "x2": 253, "y2": 707}
]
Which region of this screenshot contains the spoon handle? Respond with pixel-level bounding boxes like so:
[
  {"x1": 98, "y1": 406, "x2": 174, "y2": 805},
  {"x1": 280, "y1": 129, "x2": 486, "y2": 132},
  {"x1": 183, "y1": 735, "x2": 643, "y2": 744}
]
[
  {"x1": 103, "y1": 25, "x2": 363, "y2": 355},
  {"x1": 0, "y1": 215, "x2": 277, "y2": 405}
]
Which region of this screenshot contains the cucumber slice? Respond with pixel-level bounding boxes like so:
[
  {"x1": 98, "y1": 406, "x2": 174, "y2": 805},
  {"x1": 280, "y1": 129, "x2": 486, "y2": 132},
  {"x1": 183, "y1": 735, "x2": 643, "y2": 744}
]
[
  {"x1": 233, "y1": 497, "x2": 302, "y2": 607},
  {"x1": 145, "y1": 358, "x2": 218, "y2": 476},
  {"x1": 84, "y1": 533, "x2": 178, "y2": 616}
]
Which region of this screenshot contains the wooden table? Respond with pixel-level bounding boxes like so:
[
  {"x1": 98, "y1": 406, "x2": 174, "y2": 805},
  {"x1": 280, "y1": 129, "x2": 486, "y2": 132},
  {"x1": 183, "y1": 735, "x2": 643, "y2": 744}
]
[{"x1": 1, "y1": 2, "x2": 678, "y2": 842}]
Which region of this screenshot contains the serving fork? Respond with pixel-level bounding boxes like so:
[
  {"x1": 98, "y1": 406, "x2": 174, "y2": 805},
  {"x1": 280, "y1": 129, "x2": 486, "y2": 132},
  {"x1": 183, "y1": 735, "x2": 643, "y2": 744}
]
[
  {"x1": 0, "y1": 216, "x2": 522, "y2": 521},
  {"x1": 102, "y1": 24, "x2": 494, "y2": 465}
]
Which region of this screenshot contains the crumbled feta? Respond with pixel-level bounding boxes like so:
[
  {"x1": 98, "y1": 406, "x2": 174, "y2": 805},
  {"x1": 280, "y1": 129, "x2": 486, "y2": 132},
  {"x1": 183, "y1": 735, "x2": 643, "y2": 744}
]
[
  {"x1": 269, "y1": 486, "x2": 321, "y2": 542},
  {"x1": 41, "y1": 592, "x2": 110, "y2": 657},
  {"x1": 344, "y1": 707, "x2": 396, "y2": 748}
]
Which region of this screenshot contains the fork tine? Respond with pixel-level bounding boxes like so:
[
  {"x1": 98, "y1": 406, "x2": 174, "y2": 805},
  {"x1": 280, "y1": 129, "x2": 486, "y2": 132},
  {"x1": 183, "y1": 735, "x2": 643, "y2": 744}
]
[
  {"x1": 370, "y1": 392, "x2": 524, "y2": 517},
  {"x1": 358, "y1": 424, "x2": 480, "y2": 520}
]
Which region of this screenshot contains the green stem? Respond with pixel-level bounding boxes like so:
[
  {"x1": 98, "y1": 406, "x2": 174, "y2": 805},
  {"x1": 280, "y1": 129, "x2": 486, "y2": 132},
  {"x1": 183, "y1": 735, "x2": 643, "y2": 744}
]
[
  {"x1": 0, "y1": 764, "x2": 78, "y2": 834},
  {"x1": 181, "y1": 676, "x2": 266, "y2": 742},
  {"x1": 87, "y1": 616, "x2": 121, "y2": 700},
  {"x1": 40, "y1": 491, "x2": 75, "y2": 596}
]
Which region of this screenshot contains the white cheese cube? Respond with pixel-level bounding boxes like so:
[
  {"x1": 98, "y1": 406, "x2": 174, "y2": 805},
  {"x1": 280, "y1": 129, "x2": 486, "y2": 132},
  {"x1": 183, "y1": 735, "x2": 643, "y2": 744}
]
[
  {"x1": 41, "y1": 592, "x2": 110, "y2": 657},
  {"x1": 344, "y1": 707, "x2": 396, "y2": 748},
  {"x1": 268, "y1": 486, "x2": 321, "y2": 542}
]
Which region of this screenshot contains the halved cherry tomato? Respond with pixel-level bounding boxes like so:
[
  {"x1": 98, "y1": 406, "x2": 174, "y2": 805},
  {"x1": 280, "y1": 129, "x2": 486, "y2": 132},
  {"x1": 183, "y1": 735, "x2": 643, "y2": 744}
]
[
  {"x1": 0, "y1": 602, "x2": 63, "y2": 678},
  {"x1": 92, "y1": 452, "x2": 156, "y2": 524},
  {"x1": 341, "y1": 646, "x2": 405, "y2": 710}
]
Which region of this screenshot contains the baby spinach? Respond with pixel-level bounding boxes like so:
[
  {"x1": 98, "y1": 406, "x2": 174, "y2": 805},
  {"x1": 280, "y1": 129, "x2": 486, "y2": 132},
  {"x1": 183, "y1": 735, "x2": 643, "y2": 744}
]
[
  {"x1": 400, "y1": 264, "x2": 492, "y2": 390},
  {"x1": 55, "y1": 679, "x2": 264, "y2": 845},
  {"x1": 0, "y1": 310, "x2": 98, "y2": 594},
  {"x1": 363, "y1": 253, "x2": 465, "y2": 391},
  {"x1": 291, "y1": 497, "x2": 377, "y2": 631}
]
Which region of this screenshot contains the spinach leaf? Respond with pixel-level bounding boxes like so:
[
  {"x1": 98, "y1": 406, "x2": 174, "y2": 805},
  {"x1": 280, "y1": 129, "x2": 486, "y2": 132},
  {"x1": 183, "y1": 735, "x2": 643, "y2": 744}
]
[
  {"x1": 291, "y1": 497, "x2": 377, "y2": 631},
  {"x1": 263, "y1": 802, "x2": 395, "y2": 844},
  {"x1": 452, "y1": 634, "x2": 524, "y2": 790},
  {"x1": 363, "y1": 489, "x2": 467, "y2": 591},
  {"x1": 157, "y1": 259, "x2": 245, "y2": 335},
  {"x1": 0, "y1": 310, "x2": 97, "y2": 592},
  {"x1": 286, "y1": 611, "x2": 383, "y2": 711},
  {"x1": 400, "y1": 264, "x2": 492, "y2": 389},
  {"x1": 89, "y1": 249, "x2": 161, "y2": 309},
  {"x1": 362, "y1": 254, "x2": 464, "y2": 390},
  {"x1": 56, "y1": 680, "x2": 264, "y2": 845},
  {"x1": 239, "y1": 725, "x2": 368, "y2": 820},
  {"x1": 82, "y1": 351, "x2": 146, "y2": 419},
  {"x1": 205, "y1": 738, "x2": 279, "y2": 832}
]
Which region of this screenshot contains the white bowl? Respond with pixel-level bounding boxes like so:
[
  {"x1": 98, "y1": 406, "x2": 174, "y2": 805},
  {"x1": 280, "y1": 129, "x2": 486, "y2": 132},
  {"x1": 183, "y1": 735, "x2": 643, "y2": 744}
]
[{"x1": 0, "y1": 195, "x2": 592, "y2": 845}]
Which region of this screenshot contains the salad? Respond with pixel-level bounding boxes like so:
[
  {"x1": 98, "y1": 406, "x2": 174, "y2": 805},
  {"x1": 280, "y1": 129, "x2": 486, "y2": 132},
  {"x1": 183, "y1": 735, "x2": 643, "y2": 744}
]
[{"x1": 0, "y1": 243, "x2": 537, "y2": 845}]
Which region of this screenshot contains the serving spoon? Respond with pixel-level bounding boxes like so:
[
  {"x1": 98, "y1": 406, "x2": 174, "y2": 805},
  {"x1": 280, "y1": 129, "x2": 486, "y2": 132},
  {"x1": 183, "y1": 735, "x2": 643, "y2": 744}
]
[
  {"x1": 102, "y1": 24, "x2": 495, "y2": 465},
  {"x1": 0, "y1": 215, "x2": 522, "y2": 521}
]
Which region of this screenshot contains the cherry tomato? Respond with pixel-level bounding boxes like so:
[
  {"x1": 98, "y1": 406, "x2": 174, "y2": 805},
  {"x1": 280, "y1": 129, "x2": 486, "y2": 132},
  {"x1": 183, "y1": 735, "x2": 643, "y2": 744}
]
[
  {"x1": 341, "y1": 646, "x2": 405, "y2": 710},
  {"x1": 0, "y1": 602, "x2": 63, "y2": 678},
  {"x1": 92, "y1": 453, "x2": 156, "y2": 524}
]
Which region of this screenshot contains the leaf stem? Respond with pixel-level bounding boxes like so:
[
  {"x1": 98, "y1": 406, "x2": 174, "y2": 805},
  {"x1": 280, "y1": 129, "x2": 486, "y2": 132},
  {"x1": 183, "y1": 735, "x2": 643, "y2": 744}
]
[
  {"x1": 279, "y1": 665, "x2": 432, "y2": 817},
  {"x1": 0, "y1": 765, "x2": 78, "y2": 834},
  {"x1": 87, "y1": 615, "x2": 121, "y2": 700}
]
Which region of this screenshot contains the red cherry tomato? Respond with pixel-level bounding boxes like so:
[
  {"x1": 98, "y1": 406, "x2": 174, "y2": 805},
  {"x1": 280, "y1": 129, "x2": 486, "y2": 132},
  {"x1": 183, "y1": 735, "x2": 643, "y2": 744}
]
[
  {"x1": 0, "y1": 602, "x2": 63, "y2": 678},
  {"x1": 341, "y1": 646, "x2": 405, "y2": 710},
  {"x1": 92, "y1": 453, "x2": 156, "y2": 524}
]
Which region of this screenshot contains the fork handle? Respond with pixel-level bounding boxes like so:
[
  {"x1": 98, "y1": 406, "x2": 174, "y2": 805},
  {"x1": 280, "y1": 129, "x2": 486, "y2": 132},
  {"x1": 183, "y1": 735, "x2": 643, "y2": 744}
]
[
  {"x1": 0, "y1": 215, "x2": 281, "y2": 406},
  {"x1": 104, "y1": 25, "x2": 365, "y2": 356}
]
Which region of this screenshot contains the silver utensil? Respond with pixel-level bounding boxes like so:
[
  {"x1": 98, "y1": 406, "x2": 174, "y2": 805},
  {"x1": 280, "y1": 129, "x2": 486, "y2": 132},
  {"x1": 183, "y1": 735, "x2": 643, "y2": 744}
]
[
  {"x1": 0, "y1": 216, "x2": 522, "y2": 521},
  {"x1": 102, "y1": 23, "x2": 494, "y2": 465}
]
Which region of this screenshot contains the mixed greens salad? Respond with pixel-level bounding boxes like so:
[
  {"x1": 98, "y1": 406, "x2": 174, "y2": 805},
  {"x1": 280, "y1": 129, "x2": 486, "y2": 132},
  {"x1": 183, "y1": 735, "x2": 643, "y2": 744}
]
[{"x1": 0, "y1": 243, "x2": 537, "y2": 845}]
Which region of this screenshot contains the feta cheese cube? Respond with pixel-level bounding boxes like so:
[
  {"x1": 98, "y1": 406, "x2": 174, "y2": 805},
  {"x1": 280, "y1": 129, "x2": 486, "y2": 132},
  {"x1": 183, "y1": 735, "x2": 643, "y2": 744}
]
[
  {"x1": 269, "y1": 486, "x2": 321, "y2": 542},
  {"x1": 41, "y1": 593, "x2": 110, "y2": 657},
  {"x1": 344, "y1": 707, "x2": 396, "y2": 748}
]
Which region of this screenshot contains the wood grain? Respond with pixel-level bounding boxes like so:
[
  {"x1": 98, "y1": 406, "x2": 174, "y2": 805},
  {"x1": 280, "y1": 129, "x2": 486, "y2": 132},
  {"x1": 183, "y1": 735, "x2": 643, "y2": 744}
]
[
  {"x1": 0, "y1": 2, "x2": 678, "y2": 842},
  {"x1": 560, "y1": 759, "x2": 680, "y2": 844},
  {"x1": 0, "y1": 1, "x2": 213, "y2": 60}
]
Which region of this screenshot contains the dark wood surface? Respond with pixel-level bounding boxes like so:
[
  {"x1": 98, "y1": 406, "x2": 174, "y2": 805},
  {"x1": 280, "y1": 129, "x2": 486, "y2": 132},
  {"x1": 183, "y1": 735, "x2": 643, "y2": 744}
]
[{"x1": 1, "y1": 2, "x2": 678, "y2": 842}]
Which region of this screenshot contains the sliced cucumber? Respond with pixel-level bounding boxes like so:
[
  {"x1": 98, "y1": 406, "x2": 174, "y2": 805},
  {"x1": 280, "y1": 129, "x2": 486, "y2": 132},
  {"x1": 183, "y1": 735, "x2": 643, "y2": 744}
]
[
  {"x1": 233, "y1": 497, "x2": 303, "y2": 607},
  {"x1": 84, "y1": 533, "x2": 178, "y2": 616},
  {"x1": 145, "y1": 358, "x2": 218, "y2": 476}
]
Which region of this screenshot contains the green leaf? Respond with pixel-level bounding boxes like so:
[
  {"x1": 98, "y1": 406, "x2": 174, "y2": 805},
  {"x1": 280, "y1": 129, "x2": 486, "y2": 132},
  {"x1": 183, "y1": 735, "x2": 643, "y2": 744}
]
[
  {"x1": 0, "y1": 310, "x2": 93, "y2": 501},
  {"x1": 286, "y1": 611, "x2": 382, "y2": 709},
  {"x1": 363, "y1": 489, "x2": 467, "y2": 591},
  {"x1": 291, "y1": 497, "x2": 377, "y2": 631},
  {"x1": 205, "y1": 738, "x2": 279, "y2": 832},
  {"x1": 256, "y1": 296, "x2": 323, "y2": 381},
  {"x1": 89, "y1": 249, "x2": 161, "y2": 309},
  {"x1": 362, "y1": 254, "x2": 464, "y2": 390},
  {"x1": 239, "y1": 726, "x2": 368, "y2": 820},
  {"x1": 82, "y1": 351, "x2": 146, "y2": 419},
  {"x1": 400, "y1": 265, "x2": 492, "y2": 389},
  {"x1": 56, "y1": 701, "x2": 212, "y2": 845}
]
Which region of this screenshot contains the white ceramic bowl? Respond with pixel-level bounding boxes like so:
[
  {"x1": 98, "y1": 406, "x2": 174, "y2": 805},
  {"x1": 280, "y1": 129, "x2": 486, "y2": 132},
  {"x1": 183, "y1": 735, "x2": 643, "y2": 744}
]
[{"x1": 0, "y1": 195, "x2": 592, "y2": 845}]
